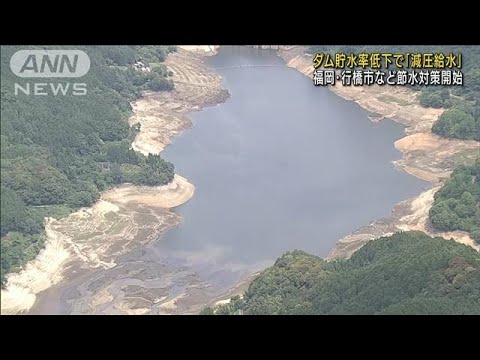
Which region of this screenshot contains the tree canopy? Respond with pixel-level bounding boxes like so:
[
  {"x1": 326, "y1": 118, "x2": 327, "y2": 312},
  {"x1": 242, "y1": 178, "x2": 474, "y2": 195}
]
[
  {"x1": 429, "y1": 161, "x2": 480, "y2": 242},
  {"x1": 203, "y1": 232, "x2": 480, "y2": 315},
  {"x1": 0, "y1": 46, "x2": 177, "y2": 283}
]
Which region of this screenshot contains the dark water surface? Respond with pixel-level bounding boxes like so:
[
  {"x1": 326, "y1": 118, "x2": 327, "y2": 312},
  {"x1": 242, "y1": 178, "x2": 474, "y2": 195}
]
[
  {"x1": 158, "y1": 46, "x2": 427, "y2": 267},
  {"x1": 30, "y1": 46, "x2": 428, "y2": 314}
]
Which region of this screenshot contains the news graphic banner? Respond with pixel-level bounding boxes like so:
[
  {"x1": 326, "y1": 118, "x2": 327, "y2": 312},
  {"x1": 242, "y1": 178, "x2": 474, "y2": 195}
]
[
  {"x1": 312, "y1": 52, "x2": 463, "y2": 87},
  {"x1": 9, "y1": 49, "x2": 90, "y2": 96}
]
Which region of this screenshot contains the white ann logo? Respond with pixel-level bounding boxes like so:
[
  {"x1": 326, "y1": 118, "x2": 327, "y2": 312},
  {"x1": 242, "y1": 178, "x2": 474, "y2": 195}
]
[{"x1": 10, "y1": 50, "x2": 90, "y2": 78}]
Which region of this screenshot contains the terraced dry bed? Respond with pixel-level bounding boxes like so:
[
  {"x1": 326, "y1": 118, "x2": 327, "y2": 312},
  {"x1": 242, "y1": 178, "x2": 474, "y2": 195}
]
[{"x1": 1, "y1": 48, "x2": 229, "y2": 315}]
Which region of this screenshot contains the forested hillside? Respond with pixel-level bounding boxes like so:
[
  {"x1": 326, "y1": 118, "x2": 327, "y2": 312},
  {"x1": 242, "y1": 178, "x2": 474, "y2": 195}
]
[
  {"x1": 0, "y1": 46, "x2": 176, "y2": 283},
  {"x1": 429, "y1": 160, "x2": 480, "y2": 242},
  {"x1": 202, "y1": 232, "x2": 480, "y2": 315},
  {"x1": 309, "y1": 45, "x2": 480, "y2": 140}
]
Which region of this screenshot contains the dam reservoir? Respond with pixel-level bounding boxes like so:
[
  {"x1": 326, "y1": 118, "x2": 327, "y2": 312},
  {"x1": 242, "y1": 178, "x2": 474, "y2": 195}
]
[
  {"x1": 30, "y1": 46, "x2": 429, "y2": 314},
  {"x1": 158, "y1": 46, "x2": 427, "y2": 269}
]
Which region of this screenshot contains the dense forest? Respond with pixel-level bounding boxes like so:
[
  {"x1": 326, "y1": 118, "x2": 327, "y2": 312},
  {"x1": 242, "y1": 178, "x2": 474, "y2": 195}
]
[
  {"x1": 202, "y1": 232, "x2": 480, "y2": 315},
  {"x1": 309, "y1": 45, "x2": 480, "y2": 140},
  {"x1": 429, "y1": 160, "x2": 480, "y2": 242},
  {"x1": 0, "y1": 46, "x2": 177, "y2": 283}
]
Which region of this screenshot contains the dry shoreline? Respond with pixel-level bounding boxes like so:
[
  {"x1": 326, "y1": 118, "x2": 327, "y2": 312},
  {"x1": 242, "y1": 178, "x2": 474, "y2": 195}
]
[
  {"x1": 197, "y1": 46, "x2": 479, "y2": 305},
  {"x1": 2, "y1": 45, "x2": 478, "y2": 314},
  {"x1": 278, "y1": 46, "x2": 480, "y2": 258},
  {"x1": 0, "y1": 47, "x2": 227, "y2": 315}
]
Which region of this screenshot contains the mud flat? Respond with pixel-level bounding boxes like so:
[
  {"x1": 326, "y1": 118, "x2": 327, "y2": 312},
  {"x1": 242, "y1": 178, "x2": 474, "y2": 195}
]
[
  {"x1": 279, "y1": 46, "x2": 480, "y2": 258},
  {"x1": 1, "y1": 48, "x2": 228, "y2": 315}
]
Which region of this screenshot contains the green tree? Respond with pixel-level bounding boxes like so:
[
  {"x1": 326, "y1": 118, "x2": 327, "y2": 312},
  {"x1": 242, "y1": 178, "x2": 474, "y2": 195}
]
[
  {"x1": 432, "y1": 108, "x2": 478, "y2": 140},
  {"x1": 206, "y1": 232, "x2": 480, "y2": 315},
  {"x1": 0, "y1": 45, "x2": 177, "y2": 284},
  {"x1": 429, "y1": 162, "x2": 480, "y2": 241}
]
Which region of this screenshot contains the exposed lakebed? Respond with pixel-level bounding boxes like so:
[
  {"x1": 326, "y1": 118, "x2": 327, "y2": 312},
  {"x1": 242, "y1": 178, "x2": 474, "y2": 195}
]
[{"x1": 29, "y1": 46, "x2": 428, "y2": 314}]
